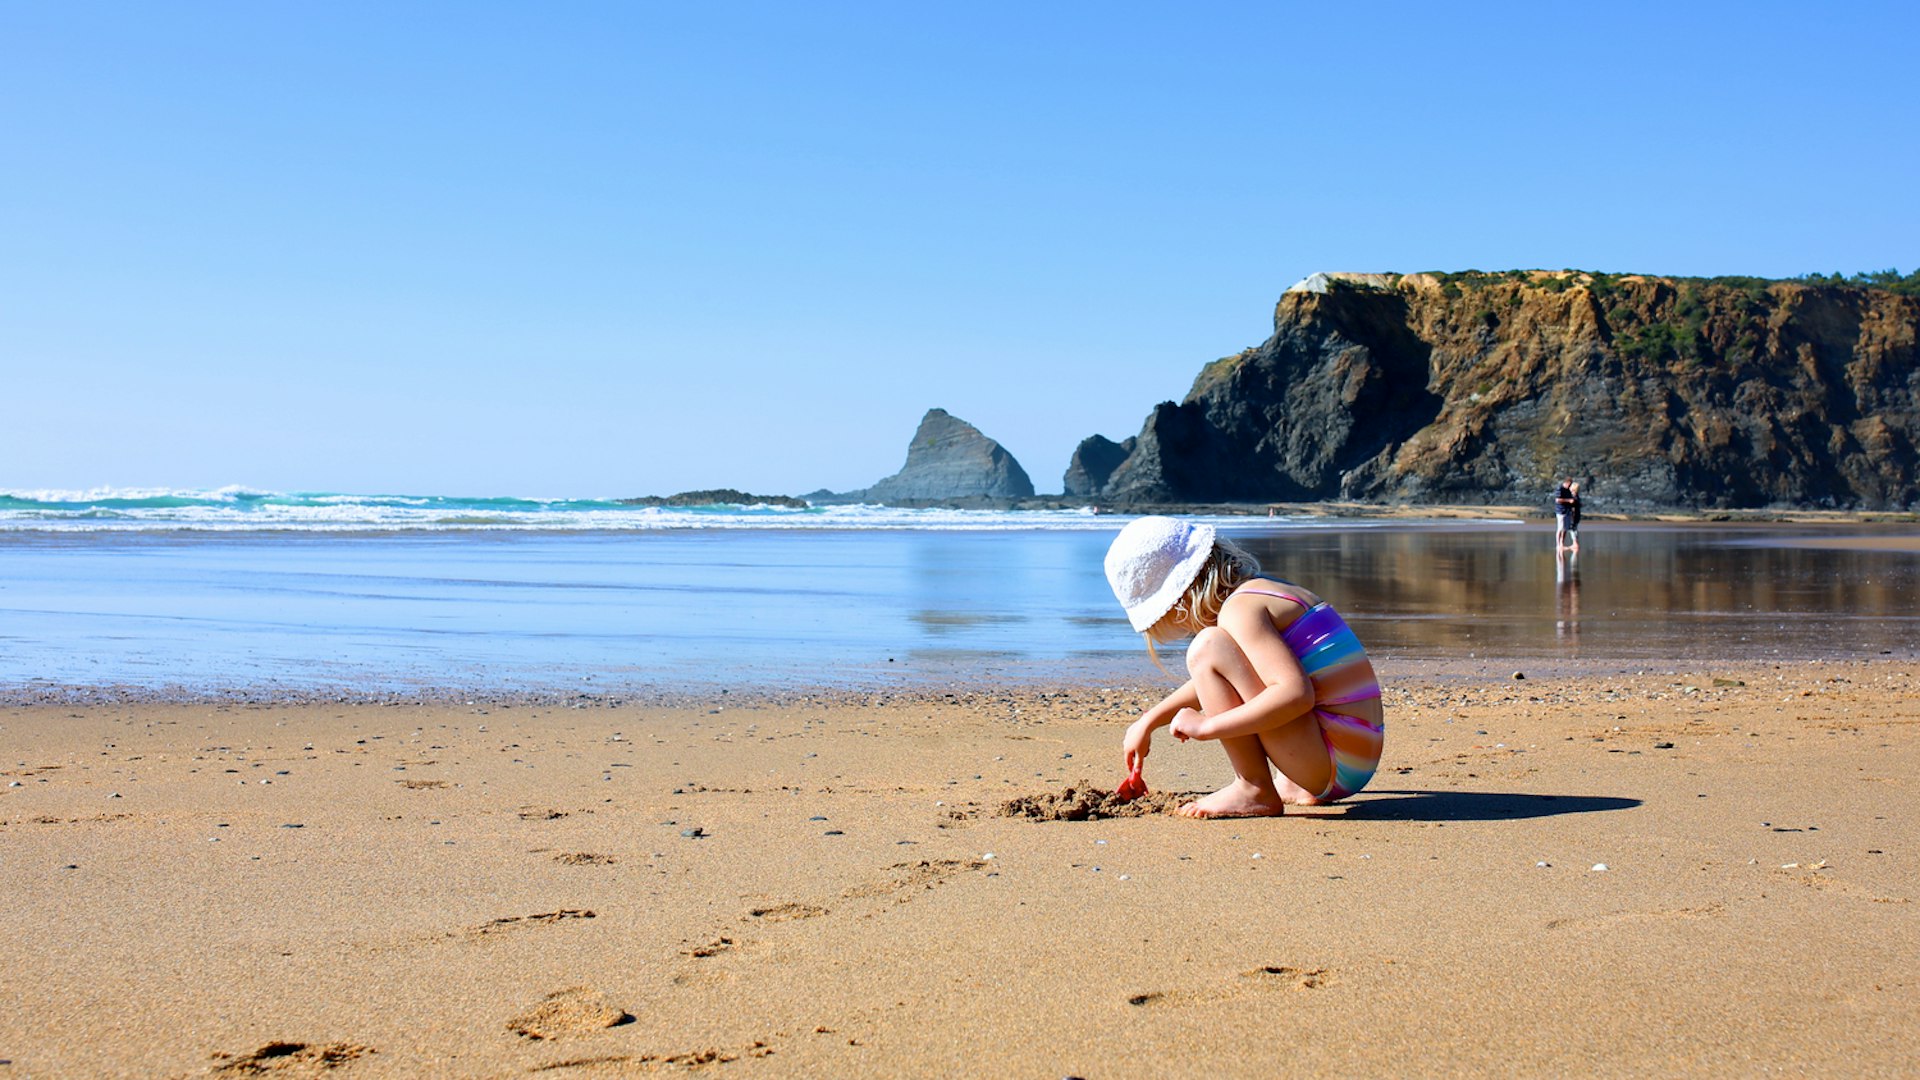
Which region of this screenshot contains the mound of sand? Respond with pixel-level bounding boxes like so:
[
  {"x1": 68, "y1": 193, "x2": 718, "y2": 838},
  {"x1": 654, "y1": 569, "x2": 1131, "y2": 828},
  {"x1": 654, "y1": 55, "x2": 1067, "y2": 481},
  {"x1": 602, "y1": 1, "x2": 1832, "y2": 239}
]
[
  {"x1": 506, "y1": 987, "x2": 633, "y2": 1040},
  {"x1": 998, "y1": 783, "x2": 1189, "y2": 821}
]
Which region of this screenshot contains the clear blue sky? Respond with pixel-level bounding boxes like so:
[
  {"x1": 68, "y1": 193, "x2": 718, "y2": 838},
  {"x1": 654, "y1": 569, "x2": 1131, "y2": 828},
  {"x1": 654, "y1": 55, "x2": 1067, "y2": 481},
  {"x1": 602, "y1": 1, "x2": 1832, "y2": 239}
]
[{"x1": 4, "y1": 1, "x2": 1916, "y2": 497}]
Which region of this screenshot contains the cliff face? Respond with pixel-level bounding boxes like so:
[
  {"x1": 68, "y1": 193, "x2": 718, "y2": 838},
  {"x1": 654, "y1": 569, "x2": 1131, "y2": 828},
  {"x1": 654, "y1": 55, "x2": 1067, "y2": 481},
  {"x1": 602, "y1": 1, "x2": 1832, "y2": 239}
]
[
  {"x1": 840, "y1": 408, "x2": 1035, "y2": 503},
  {"x1": 1079, "y1": 272, "x2": 1920, "y2": 509}
]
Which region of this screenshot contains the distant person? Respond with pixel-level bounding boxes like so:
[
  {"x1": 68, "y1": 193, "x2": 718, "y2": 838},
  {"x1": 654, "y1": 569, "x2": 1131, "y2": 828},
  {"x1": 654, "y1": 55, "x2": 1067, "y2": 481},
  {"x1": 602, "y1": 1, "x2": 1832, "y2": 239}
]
[
  {"x1": 1567, "y1": 481, "x2": 1583, "y2": 552},
  {"x1": 1554, "y1": 478, "x2": 1576, "y2": 551},
  {"x1": 1102, "y1": 517, "x2": 1383, "y2": 818}
]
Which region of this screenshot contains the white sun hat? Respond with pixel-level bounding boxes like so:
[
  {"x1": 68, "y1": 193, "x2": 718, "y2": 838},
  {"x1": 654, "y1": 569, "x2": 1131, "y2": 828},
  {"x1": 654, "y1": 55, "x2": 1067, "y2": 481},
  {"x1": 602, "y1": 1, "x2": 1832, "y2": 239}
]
[{"x1": 1104, "y1": 516, "x2": 1217, "y2": 633}]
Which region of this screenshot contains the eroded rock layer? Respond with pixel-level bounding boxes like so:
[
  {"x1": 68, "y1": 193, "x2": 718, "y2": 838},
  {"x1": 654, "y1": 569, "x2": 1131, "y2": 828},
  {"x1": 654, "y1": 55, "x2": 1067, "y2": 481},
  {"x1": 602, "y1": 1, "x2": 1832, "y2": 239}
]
[{"x1": 1078, "y1": 272, "x2": 1919, "y2": 509}]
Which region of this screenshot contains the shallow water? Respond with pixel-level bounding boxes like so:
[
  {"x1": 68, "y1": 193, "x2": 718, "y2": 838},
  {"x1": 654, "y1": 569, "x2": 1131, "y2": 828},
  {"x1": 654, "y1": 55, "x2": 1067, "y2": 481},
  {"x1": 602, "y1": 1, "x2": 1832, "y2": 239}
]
[{"x1": 0, "y1": 522, "x2": 1915, "y2": 696}]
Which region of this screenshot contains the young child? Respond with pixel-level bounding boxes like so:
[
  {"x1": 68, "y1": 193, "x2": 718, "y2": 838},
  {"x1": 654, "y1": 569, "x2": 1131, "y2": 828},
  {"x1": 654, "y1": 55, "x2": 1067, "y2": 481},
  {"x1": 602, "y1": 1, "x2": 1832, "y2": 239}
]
[{"x1": 1104, "y1": 516, "x2": 1384, "y2": 818}]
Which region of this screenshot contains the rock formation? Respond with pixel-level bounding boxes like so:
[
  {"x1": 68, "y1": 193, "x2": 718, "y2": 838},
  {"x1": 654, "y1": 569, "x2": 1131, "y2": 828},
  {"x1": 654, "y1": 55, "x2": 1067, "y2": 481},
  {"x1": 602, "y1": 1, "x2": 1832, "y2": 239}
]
[
  {"x1": 1072, "y1": 271, "x2": 1920, "y2": 509},
  {"x1": 1062, "y1": 434, "x2": 1135, "y2": 497},
  {"x1": 828, "y1": 408, "x2": 1034, "y2": 503},
  {"x1": 618, "y1": 489, "x2": 808, "y2": 509}
]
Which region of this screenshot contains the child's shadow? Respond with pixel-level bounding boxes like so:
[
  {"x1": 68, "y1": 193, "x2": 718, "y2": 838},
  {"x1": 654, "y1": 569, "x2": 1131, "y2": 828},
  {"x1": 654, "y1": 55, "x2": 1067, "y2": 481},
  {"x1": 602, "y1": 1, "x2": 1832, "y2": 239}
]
[{"x1": 1328, "y1": 789, "x2": 1640, "y2": 822}]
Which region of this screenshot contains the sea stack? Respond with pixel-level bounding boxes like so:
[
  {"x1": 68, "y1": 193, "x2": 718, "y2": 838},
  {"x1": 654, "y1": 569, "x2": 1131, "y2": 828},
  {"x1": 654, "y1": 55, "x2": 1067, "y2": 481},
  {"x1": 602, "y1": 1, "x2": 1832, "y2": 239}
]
[
  {"x1": 1062, "y1": 434, "x2": 1135, "y2": 497},
  {"x1": 857, "y1": 408, "x2": 1035, "y2": 502}
]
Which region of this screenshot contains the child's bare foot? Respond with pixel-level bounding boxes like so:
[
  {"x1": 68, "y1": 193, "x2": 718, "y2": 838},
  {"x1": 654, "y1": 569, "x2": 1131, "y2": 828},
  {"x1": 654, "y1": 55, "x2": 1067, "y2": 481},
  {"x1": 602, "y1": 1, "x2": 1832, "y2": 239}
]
[{"x1": 1177, "y1": 779, "x2": 1286, "y2": 819}]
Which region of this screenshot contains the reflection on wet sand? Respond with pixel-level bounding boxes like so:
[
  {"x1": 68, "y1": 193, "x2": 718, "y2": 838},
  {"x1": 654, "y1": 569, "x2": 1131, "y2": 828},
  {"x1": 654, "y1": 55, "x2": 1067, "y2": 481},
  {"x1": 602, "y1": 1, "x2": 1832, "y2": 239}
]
[
  {"x1": 1232, "y1": 524, "x2": 1920, "y2": 663},
  {"x1": 910, "y1": 610, "x2": 1027, "y2": 636},
  {"x1": 1555, "y1": 547, "x2": 1579, "y2": 644}
]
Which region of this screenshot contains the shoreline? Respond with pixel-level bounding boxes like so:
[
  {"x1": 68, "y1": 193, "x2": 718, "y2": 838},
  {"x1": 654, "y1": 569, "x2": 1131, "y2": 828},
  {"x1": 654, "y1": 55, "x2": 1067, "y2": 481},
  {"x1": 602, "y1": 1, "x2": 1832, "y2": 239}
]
[
  {"x1": 4, "y1": 660, "x2": 1916, "y2": 1076},
  {"x1": 7, "y1": 652, "x2": 1919, "y2": 711},
  {"x1": 844, "y1": 495, "x2": 1920, "y2": 524},
  {"x1": 2, "y1": 503, "x2": 1917, "y2": 537}
]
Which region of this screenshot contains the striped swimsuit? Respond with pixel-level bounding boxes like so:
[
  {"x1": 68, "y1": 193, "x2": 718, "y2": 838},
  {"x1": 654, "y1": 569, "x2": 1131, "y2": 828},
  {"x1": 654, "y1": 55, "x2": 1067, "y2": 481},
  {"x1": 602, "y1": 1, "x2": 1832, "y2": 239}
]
[{"x1": 1232, "y1": 584, "x2": 1384, "y2": 801}]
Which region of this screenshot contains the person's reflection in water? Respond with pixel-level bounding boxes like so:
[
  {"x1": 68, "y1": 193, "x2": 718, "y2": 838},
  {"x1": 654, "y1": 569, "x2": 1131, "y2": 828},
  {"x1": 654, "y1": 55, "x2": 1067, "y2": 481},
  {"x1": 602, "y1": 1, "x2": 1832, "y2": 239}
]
[{"x1": 1555, "y1": 546, "x2": 1580, "y2": 642}]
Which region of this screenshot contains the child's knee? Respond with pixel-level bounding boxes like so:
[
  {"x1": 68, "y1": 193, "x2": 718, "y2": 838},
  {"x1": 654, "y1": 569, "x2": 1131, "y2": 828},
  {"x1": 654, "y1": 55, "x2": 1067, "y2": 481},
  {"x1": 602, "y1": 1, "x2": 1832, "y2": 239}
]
[{"x1": 1186, "y1": 626, "x2": 1238, "y2": 670}]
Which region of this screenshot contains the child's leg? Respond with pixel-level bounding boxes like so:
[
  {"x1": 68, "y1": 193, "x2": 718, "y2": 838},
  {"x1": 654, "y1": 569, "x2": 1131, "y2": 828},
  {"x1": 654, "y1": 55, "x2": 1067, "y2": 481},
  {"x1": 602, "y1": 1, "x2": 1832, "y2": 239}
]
[{"x1": 1177, "y1": 627, "x2": 1329, "y2": 819}]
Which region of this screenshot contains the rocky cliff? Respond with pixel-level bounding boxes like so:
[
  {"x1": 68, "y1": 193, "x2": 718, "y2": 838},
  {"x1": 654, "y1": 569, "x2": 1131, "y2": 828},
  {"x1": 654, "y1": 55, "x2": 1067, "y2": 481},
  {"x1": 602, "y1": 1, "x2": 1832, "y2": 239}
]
[
  {"x1": 1076, "y1": 271, "x2": 1920, "y2": 509},
  {"x1": 823, "y1": 408, "x2": 1035, "y2": 503}
]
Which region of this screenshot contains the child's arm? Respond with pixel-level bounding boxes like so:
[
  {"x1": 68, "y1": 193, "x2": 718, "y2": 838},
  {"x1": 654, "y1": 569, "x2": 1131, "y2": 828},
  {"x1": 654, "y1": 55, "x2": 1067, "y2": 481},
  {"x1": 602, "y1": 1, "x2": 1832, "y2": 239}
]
[
  {"x1": 1124, "y1": 680, "x2": 1199, "y2": 771},
  {"x1": 1169, "y1": 604, "x2": 1317, "y2": 742}
]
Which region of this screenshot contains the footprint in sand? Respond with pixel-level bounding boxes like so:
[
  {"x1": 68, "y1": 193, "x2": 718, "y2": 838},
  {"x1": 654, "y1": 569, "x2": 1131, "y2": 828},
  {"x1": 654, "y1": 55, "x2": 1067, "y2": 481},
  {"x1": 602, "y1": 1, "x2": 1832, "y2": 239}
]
[
  {"x1": 1242, "y1": 964, "x2": 1332, "y2": 990},
  {"x1": 527, "y1": 1044, "x2": 774, "y2": 1073},
  {"x1": 749, "y1": 902, "x2": 828, "y2": 922},
  {"x1": 675, "y1": 860, "x2": 983, "y2": 987},
  {"x1": 1127, "y1": 965, "x2": 1334, "y2": 1006},
  {"x1": 468, "y1": 909, "x2": 596, "y2": 938},
  {"x1": 1544, "y1": 903, "x2": 1726, "y2": 930},
  {"x1": 683, "y1": 935, "x2": 736, "y2": 958},
  {"x1": 553, "y1": 852, "x2": 616, "y2": 866},
  {"x1": 1784, "y1": 871, "x2": 1911, "y2": 904},
  {"x1": 841, "y1": 859, "x2": 987, "y2": 907},
  {"x1": 209, "y1": 1041, "x2": 374, "y2": 1074},
  {"x1": 506, "y1": 987, "x2": 633, "y2": 1040}
]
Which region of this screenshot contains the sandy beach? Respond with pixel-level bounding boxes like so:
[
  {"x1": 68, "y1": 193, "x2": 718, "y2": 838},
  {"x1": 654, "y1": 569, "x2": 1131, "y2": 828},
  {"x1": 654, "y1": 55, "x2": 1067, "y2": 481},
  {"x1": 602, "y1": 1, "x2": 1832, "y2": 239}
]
[{"x1": 3, "y1": 661, "x2": 1916, "y2": 1078}]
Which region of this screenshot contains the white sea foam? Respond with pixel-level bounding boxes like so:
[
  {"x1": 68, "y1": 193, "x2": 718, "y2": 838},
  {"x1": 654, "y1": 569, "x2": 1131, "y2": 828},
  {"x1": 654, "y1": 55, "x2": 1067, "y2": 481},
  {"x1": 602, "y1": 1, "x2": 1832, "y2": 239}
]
[{"x1": 0, "y1": 487, "x2": 1475, "y2": 532}]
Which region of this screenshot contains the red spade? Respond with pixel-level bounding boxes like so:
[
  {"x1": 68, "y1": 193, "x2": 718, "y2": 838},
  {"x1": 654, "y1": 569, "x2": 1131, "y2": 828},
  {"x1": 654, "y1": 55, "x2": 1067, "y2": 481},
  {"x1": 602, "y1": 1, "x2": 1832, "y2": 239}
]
[{"x1": 1114, "y1": 762, "x2": 1148, "y2": 802}]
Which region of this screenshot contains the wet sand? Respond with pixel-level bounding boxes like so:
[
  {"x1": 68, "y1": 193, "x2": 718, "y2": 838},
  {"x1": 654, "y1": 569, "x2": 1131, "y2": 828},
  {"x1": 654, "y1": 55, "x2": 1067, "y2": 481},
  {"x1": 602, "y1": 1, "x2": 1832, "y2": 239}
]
[{"x1": 3, "y1": 662, "x2": 1917, "y2": 1077}]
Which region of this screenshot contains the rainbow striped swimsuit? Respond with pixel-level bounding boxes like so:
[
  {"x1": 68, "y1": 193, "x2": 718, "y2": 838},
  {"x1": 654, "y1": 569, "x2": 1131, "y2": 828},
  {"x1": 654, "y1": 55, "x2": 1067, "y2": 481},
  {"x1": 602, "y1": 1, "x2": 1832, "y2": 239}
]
[{"x1": 1237, "y1": 586, "x2": 1384, "y2": 801}]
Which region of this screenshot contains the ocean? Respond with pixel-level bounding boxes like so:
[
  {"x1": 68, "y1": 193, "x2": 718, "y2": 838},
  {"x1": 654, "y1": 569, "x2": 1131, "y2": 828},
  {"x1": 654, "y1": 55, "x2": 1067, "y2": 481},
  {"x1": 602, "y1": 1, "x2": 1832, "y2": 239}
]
[{"x1": 1, "y1": 488, "x2": 1916, "y2": 698}]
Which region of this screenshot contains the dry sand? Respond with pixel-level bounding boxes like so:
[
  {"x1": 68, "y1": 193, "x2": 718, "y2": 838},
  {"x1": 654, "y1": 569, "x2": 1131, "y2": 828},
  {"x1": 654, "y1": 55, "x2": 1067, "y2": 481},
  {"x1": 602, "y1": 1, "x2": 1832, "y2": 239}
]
[{"x1": 3, "y1": 662, "x2": 1917, "y2": 1078}]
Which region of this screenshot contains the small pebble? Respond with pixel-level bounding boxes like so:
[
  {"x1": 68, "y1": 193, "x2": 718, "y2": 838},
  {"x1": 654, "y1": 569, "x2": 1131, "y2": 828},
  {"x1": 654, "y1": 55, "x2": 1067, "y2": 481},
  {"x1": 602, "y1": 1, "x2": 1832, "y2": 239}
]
[
  {"x1": 1591, "y1": 863, "x2": 1608, "y2": 872},
  {"x1": 1118, "y1": 875, "x2": 1130, "y2": 881},
  {"x1": 1536, "y1": 861, "x2": 1550, "y2": 867},
  {"x1": 680, "y1": 827, "x2": 706, "y2": 839},
  {"x1": 809, "y1": 816, "x2": 828, "y2": 821},
  {"x1": 1512, "y1": 671, "x2": 1526, "y2": 680},
  {"x1": 1251, "y1": 853, "x2": 1263, "y2": 860},
  {"x1": 982, "y1": 852, "x2": 995, "y2": 860},
  {"x1": 823, "y1": 830, "x2": 844, "y2": 836}
]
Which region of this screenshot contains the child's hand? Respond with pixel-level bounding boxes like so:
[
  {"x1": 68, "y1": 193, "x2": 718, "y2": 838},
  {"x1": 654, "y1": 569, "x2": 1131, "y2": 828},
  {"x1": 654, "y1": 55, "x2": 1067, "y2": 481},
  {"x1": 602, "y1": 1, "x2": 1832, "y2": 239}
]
[
  {"x1": 1170, "y1": 707, "x2": 1208, "y2": 742},
  {"x1": 1123, "y1": 717, "x2": 1154, "y2": 772}
]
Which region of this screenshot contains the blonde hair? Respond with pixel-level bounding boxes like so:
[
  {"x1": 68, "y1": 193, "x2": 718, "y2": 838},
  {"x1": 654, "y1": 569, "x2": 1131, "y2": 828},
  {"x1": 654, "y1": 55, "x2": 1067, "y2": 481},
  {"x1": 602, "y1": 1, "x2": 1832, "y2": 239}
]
[{"x1": 1142, "y1": 538, "x2": 1262, "y2": 664}]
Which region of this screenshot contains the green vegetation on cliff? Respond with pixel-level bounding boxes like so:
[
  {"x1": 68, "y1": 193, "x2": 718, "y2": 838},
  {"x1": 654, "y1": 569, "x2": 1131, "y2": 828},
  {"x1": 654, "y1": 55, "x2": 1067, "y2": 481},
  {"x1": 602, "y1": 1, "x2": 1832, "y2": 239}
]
[{"x1": 1418, "y1": 267, "x2": 1920, "y2": 297}]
